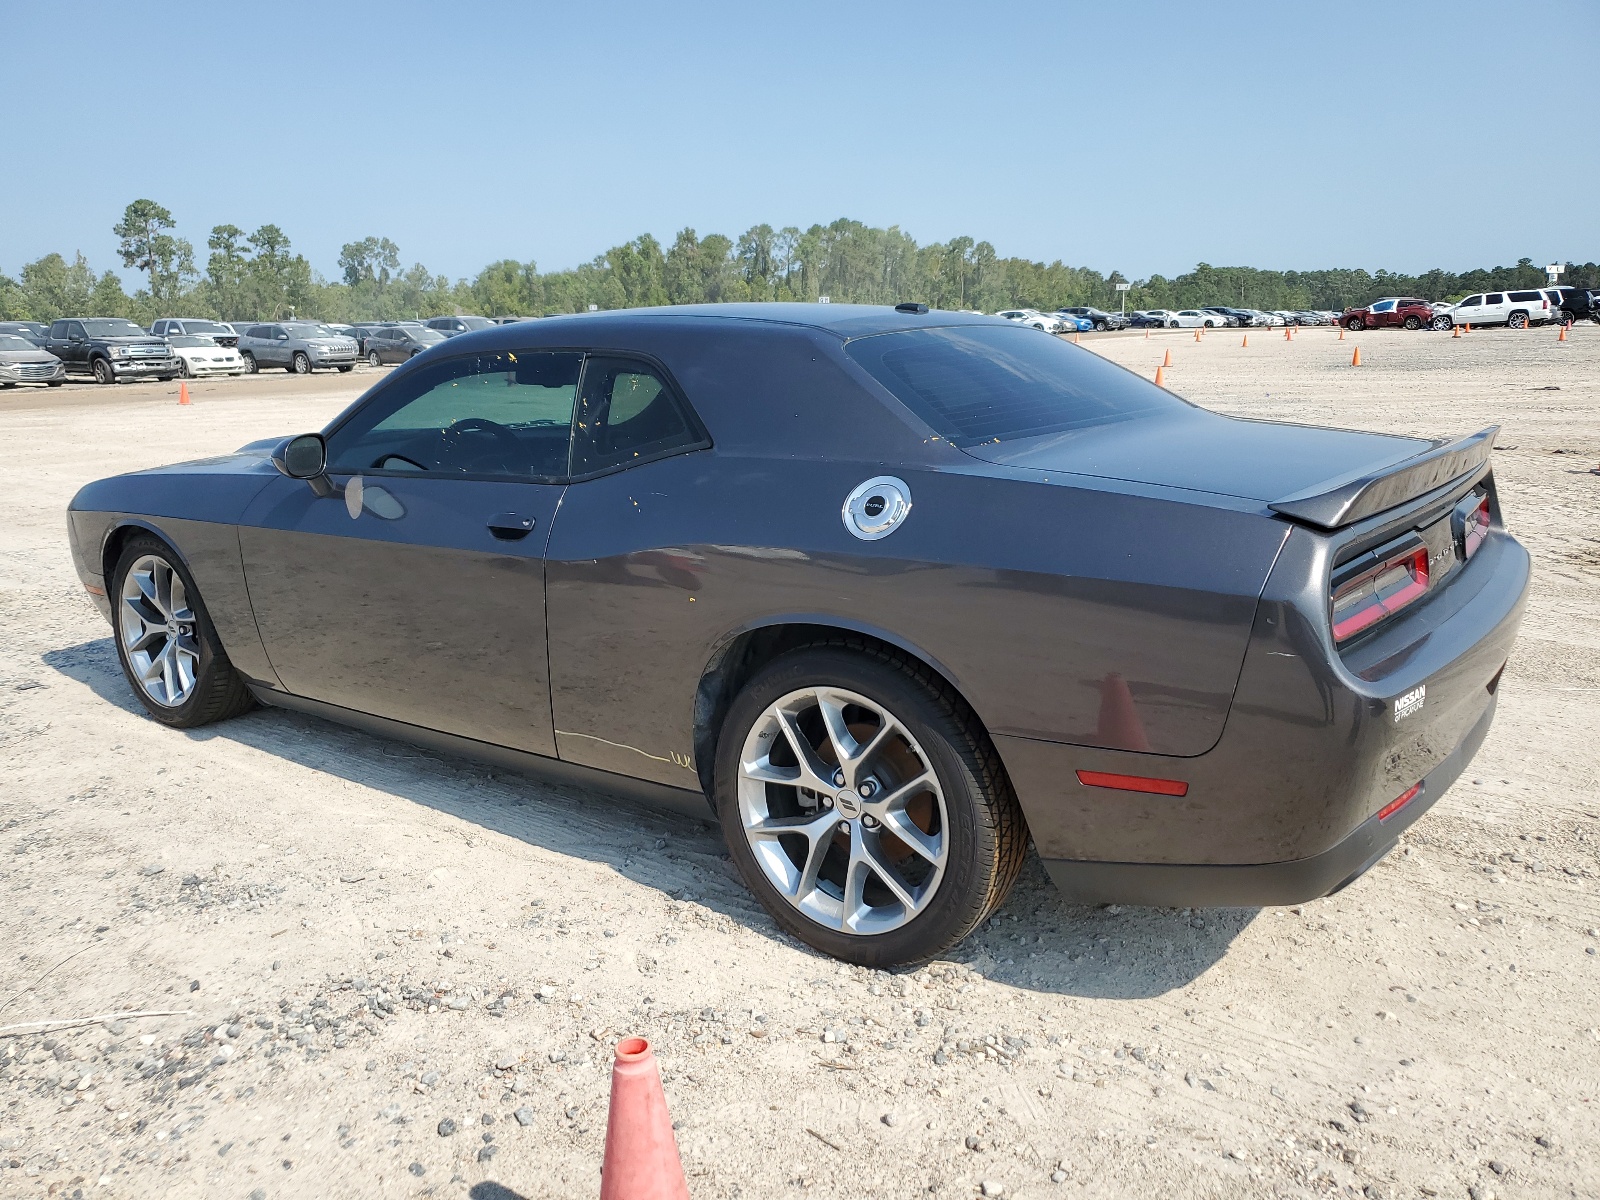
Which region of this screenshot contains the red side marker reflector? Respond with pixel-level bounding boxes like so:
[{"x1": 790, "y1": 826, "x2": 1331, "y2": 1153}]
[
  {"x1": 1377, "y1": 782, "x2": 1422, "y2": 822},
  {"x1": 1075, "y1": 770, "x2": 1189, "y2": 797},
  {"x1": 84, "y1": 583, "x2": 106, "y2": 597}
]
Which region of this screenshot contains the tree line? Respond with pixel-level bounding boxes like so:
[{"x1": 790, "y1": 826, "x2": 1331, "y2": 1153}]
[{"x1": 2, "y1": 199, "x2": 1594, "y2": 326}]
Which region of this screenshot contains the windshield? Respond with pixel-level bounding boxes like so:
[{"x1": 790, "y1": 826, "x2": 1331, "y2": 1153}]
[
  {"x1": 182, "y1": 321, "x2": 234, "y2": 336},
  {"x1": 457, "y1": 316, "x2": 495, "y2": 331},
  {"x1": 170, "y1": 335, "x2": 220, "y2": 347},
  {"x1": 82, "y1": 319, "x2": 149, "y2": 338},
  {"x1": 0, "y1": 335, "x2": 37, "y2": 351},
  {"x1": 845, "y1": 324, "x2": 1186, "y2": 447},
  {"x1": 287, "y1": 324, "x2": 340, "y2": 340}
]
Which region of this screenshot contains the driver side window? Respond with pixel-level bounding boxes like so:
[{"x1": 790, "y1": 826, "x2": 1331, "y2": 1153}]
[{"x1": 326, "y1": 350, "x2": 581, "y2": 481}]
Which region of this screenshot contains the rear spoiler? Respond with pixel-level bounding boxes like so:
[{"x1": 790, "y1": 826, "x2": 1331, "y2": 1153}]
[{"x1": 1269, "y1": 426, "x2": 1498, "y2": 529}]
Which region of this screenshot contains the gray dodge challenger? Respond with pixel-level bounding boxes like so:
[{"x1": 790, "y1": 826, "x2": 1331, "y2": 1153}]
[{"x1": 67, "y1": 304, "x2": 1529, "y2": 966}]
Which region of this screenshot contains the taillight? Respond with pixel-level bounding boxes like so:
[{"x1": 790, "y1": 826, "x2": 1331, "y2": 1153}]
[
  {"x1": 1453, "y1": 493, "x2": 1490, "y2": 561},
  {"x1": 1331, "y1": 537, "x2": 1430, "y2": 643}
]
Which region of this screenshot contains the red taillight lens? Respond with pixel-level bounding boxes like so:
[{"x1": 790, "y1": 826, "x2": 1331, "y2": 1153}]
[
  {"x1": 1331, "y1": 542, "x2": 1430, "y2": 642},
  {"x1": 1459, "y1": 496, "x2": 1490, "y2": 560},
  {"x1": 1377, "y1": 782, "x2": 1422, "y2": 821}
]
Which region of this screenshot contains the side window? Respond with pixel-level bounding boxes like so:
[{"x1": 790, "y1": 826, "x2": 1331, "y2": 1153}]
[
  {"x1": 1459, "y1": 296, "x2": 1481, "y2": 307},
  {"x1": 68, "y1": 321, "x2": 86, "y2": 339},
  {"x1": 1484, "y1": 293, "x2": 1503, "y2": 305},
  {"x1": 1372, "y1": 300, "x2": 1395, "y2": 313},
  {"x1": 326, "y1": 350, "x2": 581, "y2": 481},
  {"x1": 50, "y1": 321, "x2": 68, "y2": 338},
  {"x1": 570, "y1": 357, "x2": 705, "y2": 477}
]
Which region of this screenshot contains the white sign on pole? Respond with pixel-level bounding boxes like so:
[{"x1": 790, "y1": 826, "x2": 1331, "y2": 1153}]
[
  {"x1": 1545, "y1": 263, "x2": 1565, "y2": 285},
  {"x1": 818, "y1": 295, "x2": 831, "y2": 304}
]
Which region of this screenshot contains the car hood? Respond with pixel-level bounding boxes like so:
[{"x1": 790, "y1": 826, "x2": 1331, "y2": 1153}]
[
  {"x1": 0, "y1": 349, "x2": 61, "y2": 364},
  {"x1": 958, "y1": 407, "x2": 1433, "y2": 505}
]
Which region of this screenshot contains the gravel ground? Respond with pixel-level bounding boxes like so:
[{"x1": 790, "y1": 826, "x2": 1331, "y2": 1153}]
[{"x1": 0, "y1": 327, "x2": 1596, "y2": 1200}]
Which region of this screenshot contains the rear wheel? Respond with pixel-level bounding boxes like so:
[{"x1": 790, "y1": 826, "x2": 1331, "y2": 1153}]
[
  {"x1": 292, "y1": 352, "x2": 312, "y2": 374},
  {"x1": 110, "y1": 535, "x2": 255, "y2": 728},
  {"x1": 1508, "y1": 312, "x2": 1528, "y2": 329},
  {"x1": 1403, "y1": 315, "x2": 1422, "y2": 330},
  {"x1": 715, "y1": 643, "x2": 1026, "y2": 967},
  {"x1": 92, "y1": 357, "x2": 116, "y2": 385},
  {"x1": 368, "y1": 350, "x2": 381, "y2": 367}
]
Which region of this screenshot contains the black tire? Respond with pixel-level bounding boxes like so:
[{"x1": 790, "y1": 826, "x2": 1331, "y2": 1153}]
[
  {"x1": 109, "y1": 534, "x2": 255, "y2": 729},
  {"x1": 337, "y1": 364, "x2": 354, "y2": 373},
  {"x1": 1403, "y1": 316, "x2": 1422, "y2": 330},
  {"x1": 292, "y1": 352, "x2": 312, "y2": 374},
  {"x1": 1093, "y1": 320, "x2": 1107, "y2": 331},
  {"x1": 178, "y1": 358, "x2": 193, "y2": 378},
  {"x1": 92, "y1": 357, "x2": 116, "y2": 385},
  {"x1": 156, "y1": 375, "x2": 174, "y2": 383},
  {"x1": 714, "y1": 641, "x2": 1027, "y2": 968},
  {"x1": 1346, "y1": 317, "x2": 1365, "y2": 332},
  {"x1": 46, "y1": 380, "x2": 65, "y2": 387},
  {"x1": 1508, "y1": 312, "x2": 1528, "y2": 329},
  {"x1": 1166, "y1": 321, "x2": 1178, "y2": 329},
  {"x1": 241, "y1": 351, "x2": 257, "y2": 374},
  {"x1": 368, "y1": 350, "x2": 381, "y2": 367}
]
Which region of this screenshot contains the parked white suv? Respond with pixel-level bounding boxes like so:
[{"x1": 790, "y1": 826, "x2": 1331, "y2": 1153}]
[{"x1": 1445, "y1": 289, "x2": 1554, "y2": 329}]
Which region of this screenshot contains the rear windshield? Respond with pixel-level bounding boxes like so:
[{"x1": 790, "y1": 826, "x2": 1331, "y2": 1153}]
[{"x1": 844, "y1": 324, "x2": 1185, "y2": 446}]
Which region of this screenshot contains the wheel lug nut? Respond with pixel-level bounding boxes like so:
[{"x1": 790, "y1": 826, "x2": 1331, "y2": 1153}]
[
  {"x1": 862, "y1": 815, "x2": 879, "y2": 829},
  {"x1": 837, "y1": 821, "x2": 850, "y2": 833},
  {"x1": 859, "y1": 781, "x2": 877, "y2": 797},
  {"x1": 832, "y1": 770, "x2": 845, "y2": 787}
]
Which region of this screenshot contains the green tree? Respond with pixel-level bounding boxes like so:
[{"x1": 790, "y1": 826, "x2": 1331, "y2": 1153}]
[
  {"x1": 113, "y1": 199, "x2": 195, "y2": 305},
  {"x1": 338, "y1": 237, "x2": 401, "y2": 288}
]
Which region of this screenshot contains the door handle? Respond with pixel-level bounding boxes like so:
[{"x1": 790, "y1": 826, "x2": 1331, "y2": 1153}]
[{"x1": 487, "y1": 513, "x2": 536, "y2": 540}]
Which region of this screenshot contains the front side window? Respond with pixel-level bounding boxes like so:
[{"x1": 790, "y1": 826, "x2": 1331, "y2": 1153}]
[
  {"x1": 327, "y1": 350, "x2": 581, "y2": 481},
  {"x1": 570, "y1": 357, "x2": 705, "y2": 477},
  {"x1": 1459, "y1": 296, "x2": 1481, "y2": 307},
  {"x1": 846, "y1": 324, "x2": 1186, "y2": 447}
]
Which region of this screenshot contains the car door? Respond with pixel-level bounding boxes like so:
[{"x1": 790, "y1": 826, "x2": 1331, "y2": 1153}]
[
  {"x1": 63, "y1": 321, "x2": 90, "y2": 371},
  {"x1": 544, "y1": 354, "x2": 714, "y2": 786},
  {"x1": 1481, "y1": 292, "x2": 1508, "y2": 324},
  {"x1": 1369, "y1": 300, "x2": 1395, "y2": 327},
  {"x1": 239, "y1": 348, "x2": 581, "y2": 754},
  {"x1": 1455, "y1": 295, "x2": 1482, "y2": 325}
]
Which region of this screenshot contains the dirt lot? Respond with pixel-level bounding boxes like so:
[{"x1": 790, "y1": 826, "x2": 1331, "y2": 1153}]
[{"x1": 1, "y1": 328, "x2": 1596, "y2": 1200}]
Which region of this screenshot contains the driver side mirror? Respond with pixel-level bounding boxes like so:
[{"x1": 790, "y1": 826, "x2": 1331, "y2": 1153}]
[{"x1": 271, "y1": 433, "x2": 334, "y2": 496}]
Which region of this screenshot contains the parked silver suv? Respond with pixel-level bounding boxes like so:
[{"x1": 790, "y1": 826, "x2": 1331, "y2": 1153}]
[{"x1": 236, "y1": 322, "x2": 360, "y2": 374}]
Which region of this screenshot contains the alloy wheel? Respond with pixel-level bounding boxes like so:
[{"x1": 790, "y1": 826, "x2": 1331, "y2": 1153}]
[
  {"x1": 117, "y1": 554, "x2": 200, "y2": 707},
  {"x1": 736, "y1": 686, "x2": 948, "y2": 936}
]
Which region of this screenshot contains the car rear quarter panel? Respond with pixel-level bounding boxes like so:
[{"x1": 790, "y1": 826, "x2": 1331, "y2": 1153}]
[
  {"x1": 545, "y1": 451, "x2": 1289, "y2": 788},
  {"x1": 68, "y1": 458, "x2": 282, "y2": 688}
]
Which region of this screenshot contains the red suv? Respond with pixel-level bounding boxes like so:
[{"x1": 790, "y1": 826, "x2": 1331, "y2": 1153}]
[{"x1": 1340, "y1": 298, "x2": 1433, "y2": 331}]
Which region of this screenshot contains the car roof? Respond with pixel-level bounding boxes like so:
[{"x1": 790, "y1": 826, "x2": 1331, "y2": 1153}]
[{"x1": 445, "y1": 303, "x2": 1006, "y2": 345}]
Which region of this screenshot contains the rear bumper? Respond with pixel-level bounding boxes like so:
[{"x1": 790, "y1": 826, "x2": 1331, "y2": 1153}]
[{"x1": 1040, "y1": 694, "x2": 1493, "y2": 906}]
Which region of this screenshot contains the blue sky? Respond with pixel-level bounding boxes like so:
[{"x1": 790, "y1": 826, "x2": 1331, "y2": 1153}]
[{"x1": 3, "y1": 1, "x2": 1593, "y2": 287}]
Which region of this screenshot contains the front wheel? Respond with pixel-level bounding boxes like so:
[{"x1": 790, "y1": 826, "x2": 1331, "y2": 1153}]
[
  {"x1": 178, "y1": 358, "x2": 193, "y2": 378},
  {"x1": 1431, "y1": 315, "x2": 1452, "y2": 331},
  {"x1": 110, "y1": 535, "x2": 255, "y2": 728},
  {"x1": 715, "y1": 643, "x2": 1026, "y2": 967},
  {"x1": 1345, "y1": 317, "x2": 1365, "y2": 332},
  {"x1": 241, "y1": 352, "x2": 257, "y2": 374},
  {"x1": 292, "y1": 352, "x2": 312, "y2": 374},
  {"x1": 92, "y1": 357, "x2": 116, "y2": 385}
]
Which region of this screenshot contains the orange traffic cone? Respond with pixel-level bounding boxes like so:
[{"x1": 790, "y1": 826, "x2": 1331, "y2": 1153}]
[
  {"x1": 1144, "y1": 329, "x2": 1151, "y2": 339},
  {"x1": 1162, "y1": 348, "x2": 1172, "y2": 367},
  {"x1": 1338, "y1": 327, "x2": 1345, "y2": 340},
  {"x1": 1452, "y1": 325, "x2": 1461, "y2": 338},
  {"x1": 1194, "y1": 328, "x2": 1201, "y2": 342},
  {"x1": 1284, "y1": 325, "x2": 1293, "y2": 341},
  {"x1": 1464, "y1": 323, "x2": 1471, "y2": 333},
  {"x1": 1072, "y1": 332, "x2": 1081, "y2": 344},
  {"x1": 1351, "y1": 346, "x2": 1362, "y2": 367},
  {"x1": 1095, "y1": 673, "x2": 1152, "y2": 753},
  {"x1": 600, "y1": 1038, "x2": 688, "y2": 1200},
  {"x1": 178, "y1": 381, "x2": 191, "y2": 406},
  {"x1": 1558, "y1": 323, "x2": 1568, "y2": 342},
  {"x1": 1241, "y1": 334, "x2": 1249, "y2": 348},
  {"x1": 1154, "y1": 365, "x2": 1166, "y2": 387}
]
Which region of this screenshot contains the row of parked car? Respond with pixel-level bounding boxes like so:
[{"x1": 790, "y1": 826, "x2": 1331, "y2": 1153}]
[
  {"x1": 993, "y1": 286, "x2": 1599, "y2": 338},
  {"x1": 1339, "y1": 287, "x2": 1597, "y2": 331},
  {"x1": 0, "y1": 314, "x2": 526, "y2": 386}
]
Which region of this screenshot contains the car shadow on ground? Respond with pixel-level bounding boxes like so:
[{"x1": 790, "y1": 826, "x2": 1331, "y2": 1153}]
[{"x1": 43, "y1": 638, "x2": 1253, "y2": 1000}]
